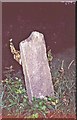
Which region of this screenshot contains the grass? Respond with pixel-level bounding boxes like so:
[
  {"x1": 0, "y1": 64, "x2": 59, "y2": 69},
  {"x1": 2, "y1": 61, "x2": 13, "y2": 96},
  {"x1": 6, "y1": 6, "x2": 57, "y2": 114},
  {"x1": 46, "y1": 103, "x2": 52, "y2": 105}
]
[
  {"x1": 1, "y1": 48, "x2": 76, "y2": 118},
  {"x1": 1, "y1": 71, "x2": 58, "y2": 118}
]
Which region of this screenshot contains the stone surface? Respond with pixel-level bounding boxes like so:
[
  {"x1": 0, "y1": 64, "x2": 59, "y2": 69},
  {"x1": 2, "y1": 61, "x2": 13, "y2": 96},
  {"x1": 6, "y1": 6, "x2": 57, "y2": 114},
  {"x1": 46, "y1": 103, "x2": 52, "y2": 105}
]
[{"x1": 19, "y1": 31, "x2": 54, "y2": 102}]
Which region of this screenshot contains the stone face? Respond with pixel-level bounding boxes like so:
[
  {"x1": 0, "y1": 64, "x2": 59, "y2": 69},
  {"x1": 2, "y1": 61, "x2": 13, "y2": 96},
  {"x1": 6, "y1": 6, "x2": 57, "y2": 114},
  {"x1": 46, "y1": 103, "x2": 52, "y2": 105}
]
[{"x1": 19, "y1": 31, "x2": 54, "y2": 102}]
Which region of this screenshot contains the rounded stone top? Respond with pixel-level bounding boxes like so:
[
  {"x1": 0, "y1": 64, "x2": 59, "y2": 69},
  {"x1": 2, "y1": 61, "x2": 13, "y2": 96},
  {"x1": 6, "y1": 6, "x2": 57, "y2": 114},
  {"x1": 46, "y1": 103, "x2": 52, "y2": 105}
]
[
  {"x1": 31, "y1": 31, "x2": 44, "y2": 39},
  {"x1": 19, "y1": 31, "x2": 44, "y2": 46}
]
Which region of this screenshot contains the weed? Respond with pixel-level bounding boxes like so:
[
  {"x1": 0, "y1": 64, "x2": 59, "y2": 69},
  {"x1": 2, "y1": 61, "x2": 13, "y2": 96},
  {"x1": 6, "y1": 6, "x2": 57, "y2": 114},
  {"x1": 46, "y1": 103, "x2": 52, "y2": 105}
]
[{"x1": 1, "y1": 48, "x2": 76, "y2": 118}]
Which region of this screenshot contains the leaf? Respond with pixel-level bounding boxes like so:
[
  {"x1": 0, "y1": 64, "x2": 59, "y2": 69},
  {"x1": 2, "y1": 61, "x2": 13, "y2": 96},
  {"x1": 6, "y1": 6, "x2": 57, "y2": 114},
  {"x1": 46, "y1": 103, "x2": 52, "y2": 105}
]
[
  {"x1": 47, "y1": 97, "x2": 56, "y2": 102},
  {"x1": 0, "y1": 91, "x2": 4, "y2": 99},
  {"x1": 33, "y1": 97, "x2": 37, "y2": 101},
  {"x1": 31, "y1": 113, "x2": 39, "y2": 118},
  {"x1": 24, "y1": 95, "x2": 28, "y2": 98},
  {"x1": 39, "y1": 101, "x2": 43, "y2": 106},
  {"x1": 8, "y1": 102, "x2": 16, "y2": 107},
  {"x1": 47, "y1": 104, "x2": 55, "y2": 110},
  {"x1": 41, "y1": 105, "x2": 46, "y2": 111},
  {"x1": 51, "y1": 101, "x2": 56, "y2": 106},
  {"x1": 23, "y1": 98, "x2": 27, "y2": 103},
  {"x1": 34, "y1": 103, "x2": 39, "y2": 108},
  {"x1": 9, "y1": 99, "x2": 14, "y2": 103},
  {"x1": 55, "y1": 99, "x2": 59, "y2": 104},
  {"x1": 26, "y1": 113, "x2": 39, "y2": 118},
  {"x1": 47, "y1": 49, "x2": 53, "y2": 62},
  {"x1": 20, "y1": 103, "x2": 24, "y2": 107},
  {"x1": 15, "y1": 89, "x2": 22, "y2": 94},
  {"x1": 0, "y1": 102, "x2": 4, "y2": 107}
]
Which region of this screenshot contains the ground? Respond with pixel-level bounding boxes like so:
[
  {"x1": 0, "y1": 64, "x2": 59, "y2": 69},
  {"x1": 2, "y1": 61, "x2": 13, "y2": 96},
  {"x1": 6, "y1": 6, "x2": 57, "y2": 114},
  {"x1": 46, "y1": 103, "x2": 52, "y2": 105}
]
[{"x1": 1, "y1": 47, "x2": 76, "y2": 119}]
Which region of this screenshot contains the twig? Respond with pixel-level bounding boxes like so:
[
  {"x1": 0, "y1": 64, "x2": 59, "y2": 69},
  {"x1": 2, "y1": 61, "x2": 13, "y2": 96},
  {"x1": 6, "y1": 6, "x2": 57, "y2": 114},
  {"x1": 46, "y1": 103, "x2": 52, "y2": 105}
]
[
  {"x1": 61, "y1": 60, "x2": 64, "y2": 69},
  {"x1": 69, "y1": 82, "x2": 75, "y2": 91},
  {"x1": 50, "y1": 113, "x2": 56, "y2": 118},
  {"x1": 68, "y1": 60, "x2": 74, "y2": 69},
  {"x1": 59, "y1": 60, "x2": 64, "y2": 74}
]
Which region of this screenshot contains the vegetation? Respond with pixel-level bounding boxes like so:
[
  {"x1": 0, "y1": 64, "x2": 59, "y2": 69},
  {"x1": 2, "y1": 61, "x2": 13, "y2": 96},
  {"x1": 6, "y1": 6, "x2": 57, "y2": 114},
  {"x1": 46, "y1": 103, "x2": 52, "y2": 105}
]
[{"x1": 0, "y1": 49, "x2": 76, "y2": 118}]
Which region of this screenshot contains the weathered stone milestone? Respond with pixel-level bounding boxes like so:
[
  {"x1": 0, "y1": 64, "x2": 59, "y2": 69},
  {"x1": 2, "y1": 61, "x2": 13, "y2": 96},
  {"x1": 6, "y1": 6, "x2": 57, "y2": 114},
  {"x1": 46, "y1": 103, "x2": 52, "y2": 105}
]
[{"x1": 19, "y1": 31, "x2": 54, "y2": 102}]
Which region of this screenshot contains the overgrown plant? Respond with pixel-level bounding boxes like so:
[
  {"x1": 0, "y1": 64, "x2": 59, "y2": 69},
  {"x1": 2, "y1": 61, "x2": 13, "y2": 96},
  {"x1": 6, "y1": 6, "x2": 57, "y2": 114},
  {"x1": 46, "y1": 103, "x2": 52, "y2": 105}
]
[
  {"x1": 1, "y1": 48, "x2": 76, "y2": 118},
  {"x1": 1, "y1": 67, "x2": 60, "y2": 118}
]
